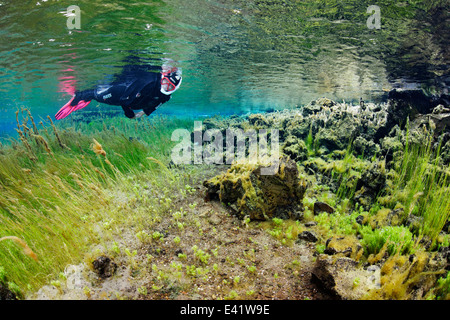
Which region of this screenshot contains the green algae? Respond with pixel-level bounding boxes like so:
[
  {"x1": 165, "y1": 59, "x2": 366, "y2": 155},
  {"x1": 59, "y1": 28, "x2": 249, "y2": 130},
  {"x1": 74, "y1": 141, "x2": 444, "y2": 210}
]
[
  {"x1": 204, "y1": 156, "x2": 306, "y2": 221},
  {"x1": 0, "y1": 112, "x2": 195, "y2": 297},
  {"x1": 360, "y1": 225, "x2": 415, "y2": 257}
]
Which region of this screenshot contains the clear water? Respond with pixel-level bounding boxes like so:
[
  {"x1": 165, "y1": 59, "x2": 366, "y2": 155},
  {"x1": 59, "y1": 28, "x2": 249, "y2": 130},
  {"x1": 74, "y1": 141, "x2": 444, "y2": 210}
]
[{"x1": 0, "y1": 0, "x2": 448, "y2": 136}]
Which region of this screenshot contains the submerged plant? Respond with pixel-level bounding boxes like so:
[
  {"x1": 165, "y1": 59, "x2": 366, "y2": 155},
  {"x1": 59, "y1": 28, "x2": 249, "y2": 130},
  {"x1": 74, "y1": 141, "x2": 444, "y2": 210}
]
[
  {"x1": 0, "y1": 111, "x2": 196, "y2": 295},
  {"x1": 388, "y1": 125, "x2": 450, "y2": 242},
  {"x1": 434, "y1": 271, "x2": 450, "y2": 300},
  {"x1": 359, "y1": 225, "x2": 414, "y2": 257},
  {"x1": 0, "y1": 236, "x2": 38, "y2": 262},
  {"x1": 91, "y1": 139, "x2": 106, "y2": 157}
]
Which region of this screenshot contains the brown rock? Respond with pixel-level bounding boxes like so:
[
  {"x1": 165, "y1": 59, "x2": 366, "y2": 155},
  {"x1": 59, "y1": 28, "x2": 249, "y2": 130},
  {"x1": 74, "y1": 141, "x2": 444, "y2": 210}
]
[
  {"x1": 92, "y1": 256, "x2": 117, "y2": 279},
  {"x1": 312, "y1": 254, "x2": 376, "y2": 300},
  {"x1": 204, "y1": 156, "x2": 306, "y2": 220},
  {"x1": 313, "y1": 201, "x2": 335, "y2": 215}
]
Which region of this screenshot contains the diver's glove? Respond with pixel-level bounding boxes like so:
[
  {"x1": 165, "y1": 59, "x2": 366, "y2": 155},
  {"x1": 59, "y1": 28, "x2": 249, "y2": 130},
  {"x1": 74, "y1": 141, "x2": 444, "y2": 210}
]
[{"x1": 70, "y1": 90, "x2": 95, "y2": 106}]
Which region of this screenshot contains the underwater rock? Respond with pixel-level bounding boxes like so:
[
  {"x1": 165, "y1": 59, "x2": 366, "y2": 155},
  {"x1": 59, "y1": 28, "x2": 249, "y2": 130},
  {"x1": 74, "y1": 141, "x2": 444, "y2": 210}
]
[
  {"x1": 312, "y1": 254, "x2": 375, "y2": 300},
  {"x1": 443, "y1": 220, "x2": 450, "y2": 235},
  {"x1": 207, "y1": 213, "x2": 222, "y2": 226},
  {"x1": 439, "y1": 138, "x2": 450, "y2": 165},
  {"x1": 248, "y1": 113, "x2": 272, "y2": 127},
  {"x1": 369, "y1": 208, "x2": 404, "y2": 229},
  {"x1": 303, "y1": 98, "x2": 336, "y2": 117},
  {"x1": 324, "y1": 236, "x2": 363, "y2": 260},
  {"x1": 203, "y1": 156, "x2": 306, "y2": 221},
  {"x1": 404, "y1": 214, "x2": 424, "y2": 233},
  {"x1": 298, "y1": 230, "x2": 318, "y2": 243},
  {"x1": 355, "y1": 215, "x2": 365, "y2": 225},
  {"x1": 283, "y1": 116, "x2": 311, "y2": 140},
  {"x1": 304, "y1": 221, "x2": 318, "y2": 227},
  {"x1": 282, "y1": 135, "x2": 309, "y2": 162},
  {"x1": 313, "y1": 201, "x2": 335, "y2": 215},
  {"x1": 432, "y1": 104, "x2": 450, "y2": 114},
  {"x1": 354, "y1": 162, "x2": 387, "y2": 208},
  {"x1": 352, "y1": 136, "x2": 380, "y2": 159},
  {"x1": 302, "y1": 99, "x2": 333, "y2": 117},
  {"x1": 374, "y1": 89, "x2": 449, "y2": 142},
  {"x1": 92, "y1": 256, "x2": 117, "y2": 279},
  {"x1": 380, "y1": 126, "x2": 405, "y2": 164},
  {"x1": 435, "y1": 246, "x2": 450, "y2": 271},
  {"x1": 412, "y1": 113, "x2": 450, "y2": 137},
  {"x1": 316, "y1": 121, "x2": 357, "y2": 152},
  {"x1": 0, "y1": 282, "x2": 17, "y2": 300}
]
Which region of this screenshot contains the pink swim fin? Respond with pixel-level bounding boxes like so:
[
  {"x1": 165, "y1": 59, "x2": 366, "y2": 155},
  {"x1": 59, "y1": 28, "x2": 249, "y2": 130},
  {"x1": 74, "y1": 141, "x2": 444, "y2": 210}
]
[{"x1": 55, "y1": 97, "x2": 91, "y2": 120}]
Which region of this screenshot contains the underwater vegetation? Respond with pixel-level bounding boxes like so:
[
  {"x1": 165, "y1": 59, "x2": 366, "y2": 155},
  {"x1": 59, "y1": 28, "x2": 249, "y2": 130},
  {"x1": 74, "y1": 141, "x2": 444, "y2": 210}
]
[
  {"x1": 1, "y1": 90, "x2": 449, "y2": 300},
  {"x1": 0, "y1": 109, "x2": 194, "y2": 297},
  {"x1": 200, "y1": 92, "x2": 450, "y2": 300}
]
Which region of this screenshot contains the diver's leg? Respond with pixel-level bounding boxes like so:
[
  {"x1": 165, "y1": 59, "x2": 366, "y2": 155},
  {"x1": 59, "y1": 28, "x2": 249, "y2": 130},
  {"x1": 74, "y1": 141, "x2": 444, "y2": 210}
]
[
  {"x1": 70, "y1": 89, "x2": 95, "y2": 105},
  {"x1": 93, "y1": 83, "x2": 127, "y2": 105}
]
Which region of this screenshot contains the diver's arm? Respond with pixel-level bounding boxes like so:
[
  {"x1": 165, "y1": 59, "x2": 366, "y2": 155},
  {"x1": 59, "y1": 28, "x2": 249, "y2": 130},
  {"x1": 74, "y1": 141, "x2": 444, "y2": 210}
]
[
  {"x1": 121, "y1": 105, "x2": 136, "y2": 119},
  {"x1": 142, "y1": 95, "x2": 171, "y2": 116},
  {"x1": 143, "y1": 105, "x2": 159, "y2": 116}
]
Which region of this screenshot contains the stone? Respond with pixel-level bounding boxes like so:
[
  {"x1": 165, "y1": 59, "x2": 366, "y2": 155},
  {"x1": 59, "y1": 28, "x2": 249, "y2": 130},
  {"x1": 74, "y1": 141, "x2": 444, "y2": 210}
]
[
  {"x1": 352, "y1": 136, "x2": 380, "y2": 158},
  {"x1": 312, "y1": 254, "x2": 376, "y2": 300},
  {"x1": 204, "y1": 156, "x2": 306, "y2": 221},
  {"x1": 356, "y1": 215, "x2": 365, "y2": 225},
  {"x1": 432, "y1": 104, "x2": 450, "y2": 114},
  {"x1": 248, "y1": 113, "x2": 272, "y2": 127},
  {"x1": 313, "y1": 201, "x2": 335, "y2": 215},
  {"x1": 92, "y1": 256, "x2": 117, "y2": 279},
  {"x1": 282, "y1": 135, "x2": 309, "y2": 162},
  {"x1": 324, "y1": 236, "x2": 363, "y2": 260},
  {"x1": 0, "y1": 282, "x2": 17, "y2": 300},
  {"x1": 298, "y1": 231, "x2": 318, "y2": 243},
  {"x1": 304, "y1": 221, "x2": 318, "y2": 227},
  {"x1": 369, "y1": 208, "x2": 404, "y2": 228},
  {"x1": 405, "y1": 214, "x2": 424, "y2": 232},
  {"x1": 354, "y1": 162, "x2": 387, "y2": 208},
  {"x1": 207, "y1": 213, "x2": 222, "y2": 226},
  {"x1": 374, "y1": 89, "x2": 449, "y2": 142}
]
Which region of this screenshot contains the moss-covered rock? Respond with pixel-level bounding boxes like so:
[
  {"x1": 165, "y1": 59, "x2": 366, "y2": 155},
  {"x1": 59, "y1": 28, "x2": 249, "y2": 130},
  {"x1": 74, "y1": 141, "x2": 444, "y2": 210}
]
[
  {"x1": 440, "y1": 139, "x2": 450, "y2": 165},
  {"x1": 312, "y1": 254, "x2": 376, "y2": 300},
  {"x1": 247, "y1": 113, "x2": 272, "y2": 127},
  {"x1": 324, "y1": 236, "x2": 364, "y2": 260},
  {"x1": 204, "y1": 156, "x2": 306, "y2": 220},
  {"x1": 282, "y1": 135, "x2": 309, "y2": 162},
  {"x1": 0, "y1": 282, "x2": 18, "y2": 300},
  {"x1": 353, "y1": 136, "x2": 380, "y2": 159},
  {"x1": 353, "y1": 162, "x2": 387, "y2": 209},
  {"x1": 368, "y1": 208, "x2": 404, "y2": 229},
  {"x1": 302, "y1": 98, "x2": 335, "y2": 117}
]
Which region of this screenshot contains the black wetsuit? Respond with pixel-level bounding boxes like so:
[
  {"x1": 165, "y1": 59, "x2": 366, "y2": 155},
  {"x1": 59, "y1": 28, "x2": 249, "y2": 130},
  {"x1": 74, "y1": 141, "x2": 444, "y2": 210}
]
[{"x1": 72, "y1": 71, "x2": 171, "y2": 118}]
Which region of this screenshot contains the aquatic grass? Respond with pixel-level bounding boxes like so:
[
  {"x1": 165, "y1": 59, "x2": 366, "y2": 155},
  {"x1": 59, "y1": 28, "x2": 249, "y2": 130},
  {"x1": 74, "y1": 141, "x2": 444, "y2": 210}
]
[
  {"x1": 388, "y1": 125, "x2": 450, "y2": 242},
  {"x1": 0, "y1": 236, "x2": 38, "y2": 262},
  {"x1": 359, "y1": 225, "x2": 415, "y2": 257},
  {"x1": 0, "y1": 111, "x2": 196, "y2": 296},
  {"x1": 0, "y1": 141, "x2": 110, "y2": 292},
  {"x1": 334, "y1": 145, "x2": 362, "y2": 202},
  {"x1": 433, "y1": 271, "x2": 450, "y2": 300}
]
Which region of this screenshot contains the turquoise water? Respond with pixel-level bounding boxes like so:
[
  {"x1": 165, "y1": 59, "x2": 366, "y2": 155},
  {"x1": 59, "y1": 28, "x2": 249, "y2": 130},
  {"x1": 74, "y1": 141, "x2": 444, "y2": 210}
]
[{"x1": 0, "y1": 0, "x2": 448, "y2": 136}]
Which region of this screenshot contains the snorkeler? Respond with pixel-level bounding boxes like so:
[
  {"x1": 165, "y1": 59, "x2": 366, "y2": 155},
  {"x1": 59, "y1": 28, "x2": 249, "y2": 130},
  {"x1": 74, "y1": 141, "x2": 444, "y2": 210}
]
[{"x1": 55, "y1": 65, "x2": 182, "y2": 120}]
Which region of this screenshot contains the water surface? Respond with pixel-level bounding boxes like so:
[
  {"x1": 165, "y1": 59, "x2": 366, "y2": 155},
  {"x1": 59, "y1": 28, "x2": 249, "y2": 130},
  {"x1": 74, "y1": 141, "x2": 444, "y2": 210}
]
[{"x1": 0, "y1": 0, "x2": 448, "y2": 136}]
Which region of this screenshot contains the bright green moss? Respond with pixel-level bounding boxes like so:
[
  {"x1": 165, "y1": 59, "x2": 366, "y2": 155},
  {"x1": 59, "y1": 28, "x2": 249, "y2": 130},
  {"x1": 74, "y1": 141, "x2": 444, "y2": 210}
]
[{"x1": 360, "y1": 225, "x2": 414, "y2": 256}]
